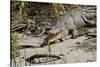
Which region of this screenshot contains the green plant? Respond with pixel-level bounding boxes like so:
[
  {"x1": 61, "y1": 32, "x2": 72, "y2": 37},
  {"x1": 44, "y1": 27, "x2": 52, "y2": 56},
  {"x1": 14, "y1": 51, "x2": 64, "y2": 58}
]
[
  {"x1": 17, "y1": 1, "x2": 29, "y2": 23},
  {"x1": 48, "y1": 39, "x2": 52, "y2": 55},
  {"x1": 51, "y1": 3, "x2": 66, "y2": 17},
  {"x1": 18, "y1": 1, "x2": 29, "y2": 9},
  {"x1": 11, "y1": 32, "x2": 19, "y2": 67},
  {"x1": 46, "y1": 38, "x2": 52, "y2": 63}
]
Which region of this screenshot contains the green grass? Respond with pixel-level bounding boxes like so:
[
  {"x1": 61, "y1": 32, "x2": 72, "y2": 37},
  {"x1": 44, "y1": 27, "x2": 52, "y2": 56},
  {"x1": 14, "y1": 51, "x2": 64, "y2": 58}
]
[{"x1": 11, "y1": 32, "x2": 20, "y2": 67}]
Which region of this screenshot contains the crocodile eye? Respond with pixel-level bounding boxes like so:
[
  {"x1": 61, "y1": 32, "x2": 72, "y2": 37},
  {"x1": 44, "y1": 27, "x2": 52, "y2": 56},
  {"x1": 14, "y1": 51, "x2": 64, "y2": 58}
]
[
  {"x1": 60, "y1": 29, "x2": 63, "y2": 32},
  {"x1": 45, "y1": 27, "x2": 51, "y2": 31}
]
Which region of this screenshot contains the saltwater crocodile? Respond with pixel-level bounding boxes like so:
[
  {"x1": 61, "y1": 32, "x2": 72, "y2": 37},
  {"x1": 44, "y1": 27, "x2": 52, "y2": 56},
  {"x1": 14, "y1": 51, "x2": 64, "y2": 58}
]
[{"x1": 40, "y1": 6, "x2": 96, "y2": 47}]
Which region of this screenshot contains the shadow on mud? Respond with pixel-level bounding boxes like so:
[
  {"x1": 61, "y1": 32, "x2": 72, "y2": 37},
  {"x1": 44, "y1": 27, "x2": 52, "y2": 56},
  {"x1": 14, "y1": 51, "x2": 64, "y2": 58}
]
[
  {"x1": 18, "y1": 45, "x2": 41, "y2": 49},
  {"x1": 25, "y1": 54, "x2": 61, "y2": 64}
]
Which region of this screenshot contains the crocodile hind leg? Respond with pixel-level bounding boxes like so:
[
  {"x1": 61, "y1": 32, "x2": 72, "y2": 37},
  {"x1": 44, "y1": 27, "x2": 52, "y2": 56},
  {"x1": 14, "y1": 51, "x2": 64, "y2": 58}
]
[
  {"x1": 68, "y1": 29, "x2": 75, "y2": 39},
  {"x1": 68, "y1": 29, "x2": 79, "y2": 39}
]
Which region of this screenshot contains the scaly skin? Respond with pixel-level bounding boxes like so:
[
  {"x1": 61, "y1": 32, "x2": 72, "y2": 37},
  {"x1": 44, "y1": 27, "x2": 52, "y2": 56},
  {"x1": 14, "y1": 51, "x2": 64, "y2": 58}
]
[{"x1": 40, "y1": 6, "x2": 96, "y2": 47}]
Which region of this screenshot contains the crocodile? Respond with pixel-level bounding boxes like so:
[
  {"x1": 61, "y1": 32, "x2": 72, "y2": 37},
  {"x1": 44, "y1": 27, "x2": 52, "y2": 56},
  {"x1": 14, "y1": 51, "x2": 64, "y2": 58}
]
[{"x1": 40, "y1": 6, "x2": 96, "y2": 47}]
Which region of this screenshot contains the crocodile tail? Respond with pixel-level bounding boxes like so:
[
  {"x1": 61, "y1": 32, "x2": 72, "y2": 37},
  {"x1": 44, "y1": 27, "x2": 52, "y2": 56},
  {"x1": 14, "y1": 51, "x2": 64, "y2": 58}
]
[{"x1": 81, "y1": 15, "x2": 96, "y2": 27}]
